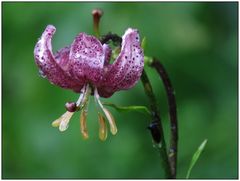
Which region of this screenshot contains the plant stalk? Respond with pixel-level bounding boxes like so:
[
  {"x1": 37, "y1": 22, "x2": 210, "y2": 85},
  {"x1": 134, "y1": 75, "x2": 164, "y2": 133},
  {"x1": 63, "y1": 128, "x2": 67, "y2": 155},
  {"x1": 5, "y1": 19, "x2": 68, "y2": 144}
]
[
  {"x1": 149, "y1": 58, "x2": 178, "y2": 178},
  {"x1": 141, "y1": 70, "x2": 172, "y2": 178}
]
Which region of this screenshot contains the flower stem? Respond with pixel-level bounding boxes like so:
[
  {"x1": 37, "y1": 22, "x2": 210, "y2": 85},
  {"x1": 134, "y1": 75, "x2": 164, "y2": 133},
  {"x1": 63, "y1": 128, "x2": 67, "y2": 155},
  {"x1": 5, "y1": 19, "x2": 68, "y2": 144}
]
[
  {"x1": 148, "y1": 58, "x2": 178, "y2": 178},
  {"x1": 141, "y1": 70, "x2": 172, "y2": 178}
]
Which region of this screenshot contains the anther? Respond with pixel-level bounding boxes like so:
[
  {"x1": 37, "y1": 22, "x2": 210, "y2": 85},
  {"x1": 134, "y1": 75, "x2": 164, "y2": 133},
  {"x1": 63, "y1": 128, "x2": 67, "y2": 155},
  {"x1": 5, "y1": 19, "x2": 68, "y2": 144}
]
[
  {"x1": 98, "y1": 112, "x2": 108, "y2": 141},
  {"x1": 80, "y1": 109, "x2": 89, "y2": 139}
]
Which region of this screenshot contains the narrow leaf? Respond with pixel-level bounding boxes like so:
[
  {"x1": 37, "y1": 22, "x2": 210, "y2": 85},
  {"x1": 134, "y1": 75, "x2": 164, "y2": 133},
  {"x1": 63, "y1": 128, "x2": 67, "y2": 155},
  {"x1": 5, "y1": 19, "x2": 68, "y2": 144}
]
[
  {"x1": 141, "y1": 37, "x2": 147, "y2": 49},
  {"x1": 103, "y1": 102, "x2": 151, "y2": 116},
  {"x1": 186, "y1": 139, "x2": 208, "y2": 179}
]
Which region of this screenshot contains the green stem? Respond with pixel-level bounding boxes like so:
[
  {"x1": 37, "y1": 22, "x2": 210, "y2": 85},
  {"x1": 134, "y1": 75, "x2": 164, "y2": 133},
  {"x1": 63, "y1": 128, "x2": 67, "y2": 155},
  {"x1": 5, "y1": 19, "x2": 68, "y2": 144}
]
[{"x1": 141, "y1": 70, "x2": 172, "y2": 178}]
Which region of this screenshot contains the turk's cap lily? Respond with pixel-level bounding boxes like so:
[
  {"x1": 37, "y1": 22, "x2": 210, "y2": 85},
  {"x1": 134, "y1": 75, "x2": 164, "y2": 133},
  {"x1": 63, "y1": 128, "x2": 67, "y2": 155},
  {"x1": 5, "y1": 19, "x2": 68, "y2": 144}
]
[
  {"x1": 34, "y1": 25, "x2": 144, "y2": 98},
  {"x1": 34, "y1": 25, "x2": 144, "y2": 140}
]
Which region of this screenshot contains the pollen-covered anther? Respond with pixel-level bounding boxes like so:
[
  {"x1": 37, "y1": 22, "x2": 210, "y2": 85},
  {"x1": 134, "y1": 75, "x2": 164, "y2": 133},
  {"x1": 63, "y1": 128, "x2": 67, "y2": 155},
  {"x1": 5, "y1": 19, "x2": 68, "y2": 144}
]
[
  {"x1": 98, "y1": 112, "x2": 108, "y2": 141},
  {"x1": 102, "y1": 107, "x2": 117, "y2": 135},
  {"x1": 80, "y1": 109, "x2": 89, "y2": 139},
  {"x1": 51, "y1": 111, "x2": 74, "y2": 132}
]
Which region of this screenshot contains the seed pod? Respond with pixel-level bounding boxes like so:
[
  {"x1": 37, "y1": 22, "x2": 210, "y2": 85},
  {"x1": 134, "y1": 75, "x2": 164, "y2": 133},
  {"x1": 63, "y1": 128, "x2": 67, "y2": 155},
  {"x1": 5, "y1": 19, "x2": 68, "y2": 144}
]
[{"x1": 148, "y1": 121, "x2": 161, "y2": 143}]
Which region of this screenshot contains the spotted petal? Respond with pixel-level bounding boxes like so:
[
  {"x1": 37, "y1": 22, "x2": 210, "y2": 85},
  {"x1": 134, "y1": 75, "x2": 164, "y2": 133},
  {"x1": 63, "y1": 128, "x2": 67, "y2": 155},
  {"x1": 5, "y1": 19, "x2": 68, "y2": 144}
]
[
  {"x1": 103, "y1": 44, "x2": 112, "y2": 66},
  {"x1": 34, "y1": 25, "x2": 85, "y2": 92},
  {"x1": 69, "y1": 33, "x2": 105, "y2": 86},
  {"x1": 98, "y1": 28, "x2": 144, "y2": 98}
]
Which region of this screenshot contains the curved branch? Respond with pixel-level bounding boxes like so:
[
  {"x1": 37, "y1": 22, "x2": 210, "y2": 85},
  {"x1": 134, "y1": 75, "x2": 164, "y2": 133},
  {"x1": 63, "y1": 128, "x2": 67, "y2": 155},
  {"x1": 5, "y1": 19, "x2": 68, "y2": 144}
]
[
  {"x1": 149, "y1": 58, "x2": 178, "y2": 178},
  {"x1": 141, "y1": 70, "x2": 172, "y2": 178}
]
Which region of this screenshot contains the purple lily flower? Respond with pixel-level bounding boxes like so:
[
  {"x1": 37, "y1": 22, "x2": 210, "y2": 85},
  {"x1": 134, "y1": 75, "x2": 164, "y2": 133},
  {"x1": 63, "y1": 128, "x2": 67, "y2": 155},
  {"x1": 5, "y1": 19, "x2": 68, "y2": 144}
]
[{"x1": 34, "y1": 25, "x2": 144, "y2": 140}]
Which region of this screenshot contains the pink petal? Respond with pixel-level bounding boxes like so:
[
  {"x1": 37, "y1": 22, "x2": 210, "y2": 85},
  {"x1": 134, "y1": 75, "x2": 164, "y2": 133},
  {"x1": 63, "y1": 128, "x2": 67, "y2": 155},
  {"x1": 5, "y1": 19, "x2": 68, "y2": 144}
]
[
  {"x1": 98, "y1": 28, "x2": 144, "y2": 98},
  {"x1": 103, "y1": 44, "x2": 112, "y2": 66},
  {"x1": 69, "y1": 33, "x2": 105, "y2": 86},
  {"x1": 55, "y1": 46, "x2": 71, "y2": 72},
  {"x1": 34, "y1": 25, "x2": 85, "y2": 92},
  {"x1": 97, "y1": 87, "x2": 115, "y2": 98}
]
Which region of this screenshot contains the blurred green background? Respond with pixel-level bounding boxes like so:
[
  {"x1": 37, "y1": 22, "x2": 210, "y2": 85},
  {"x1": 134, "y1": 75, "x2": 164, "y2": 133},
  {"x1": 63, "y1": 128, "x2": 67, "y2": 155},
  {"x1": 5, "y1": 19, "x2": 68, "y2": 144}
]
[{"x1": 3, "y1": 2, "x2": 238, "y2": 179}]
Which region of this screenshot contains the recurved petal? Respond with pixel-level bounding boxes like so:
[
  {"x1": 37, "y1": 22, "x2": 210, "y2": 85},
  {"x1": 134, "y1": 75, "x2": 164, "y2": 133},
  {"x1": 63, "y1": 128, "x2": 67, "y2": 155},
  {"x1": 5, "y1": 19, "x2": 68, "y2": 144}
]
[
  {"x1": 103, "y1": 44, "x2": 112, "y2": 66},
  {"x1": 97, "y1": 86, "x2": 115, "y2": 98},
  {"x1": 34, "y1": 25, "x2": 85, "y2": 92},
  {"x1": 69, "y1": 33, "x2": 105, "y2": 86},
  {"x1": 98, "y1": 28, "x2": 144, "y2": 98},
  {"x1": 54, "y1": 46, "x2": 71, "y2": 71}
]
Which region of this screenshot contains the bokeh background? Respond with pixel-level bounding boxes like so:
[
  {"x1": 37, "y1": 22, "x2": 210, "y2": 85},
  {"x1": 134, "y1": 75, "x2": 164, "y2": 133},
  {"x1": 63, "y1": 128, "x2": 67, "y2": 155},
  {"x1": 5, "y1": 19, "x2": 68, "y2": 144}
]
[{"x1": 3, "y1": 2, "x2": 238, "y2": 179}]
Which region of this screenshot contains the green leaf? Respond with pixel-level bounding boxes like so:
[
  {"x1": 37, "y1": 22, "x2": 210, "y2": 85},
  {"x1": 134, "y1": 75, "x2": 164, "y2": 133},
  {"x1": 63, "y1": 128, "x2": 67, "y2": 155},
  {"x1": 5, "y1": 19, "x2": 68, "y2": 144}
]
[
  {"x1": 103, "y1": 102, "x2": 151, "y2": 116},
  {"x1": 186, "y1": 139, "x2": 208, "y2": 179},
  {"x1": 144, "y1": 56, "x2": 153, "y2": 65},
  {"x1": 141, "y1": 37, "x2": 147, "y2": 50}
]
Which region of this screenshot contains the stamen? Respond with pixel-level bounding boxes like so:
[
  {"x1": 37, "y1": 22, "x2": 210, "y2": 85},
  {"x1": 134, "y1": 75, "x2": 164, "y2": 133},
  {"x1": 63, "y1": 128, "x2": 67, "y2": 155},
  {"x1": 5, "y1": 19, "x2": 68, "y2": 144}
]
[
  {"x1": 76, "y1": 84, "x2": 87, "y2": 107},
  {"x1": 76, "y1": 84, "x2": 91, "y2": 108},
  {"x1": 94, "y1": 88, "x2": 118, "y2": 135},
  {"x1": 80, "y1": 85, "x2": 91, "y2": 139},
  {"x1": 54, "y1": 111, "x2": 74, "y2": 132},
  {"x1": 80, "y1": 108, "x2": 89, "y2": 139},
  {"x1": 98, "y1": 112, "x2": 108, "y2": 141},
  {"x1": 52, "y1": 119, "x2": 61, "y2": 127},
  {"x1": 51, "y1": 111, "x2": 73, "y2": 128},
  {"x1": 102, "y1": 107, "x2": 117, "y2": 135},
  {"x1": 51, "y1": 84, "x2": 91, "y2": 133}
]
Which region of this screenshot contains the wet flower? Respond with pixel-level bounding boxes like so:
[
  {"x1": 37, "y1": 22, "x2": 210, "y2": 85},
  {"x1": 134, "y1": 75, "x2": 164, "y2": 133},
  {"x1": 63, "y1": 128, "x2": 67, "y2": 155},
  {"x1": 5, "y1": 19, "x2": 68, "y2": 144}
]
[{"x1": 34, "y1": 25, "x2": 144, "y2": 140}]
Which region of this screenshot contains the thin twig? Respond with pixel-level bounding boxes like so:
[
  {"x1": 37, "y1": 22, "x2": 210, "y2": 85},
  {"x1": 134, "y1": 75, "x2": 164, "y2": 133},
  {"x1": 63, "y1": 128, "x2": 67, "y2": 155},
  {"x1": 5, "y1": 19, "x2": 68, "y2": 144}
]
[
  {"x1": 149, "y1": 58, "x2": 178, "y2": 178},
  {"x1": 141, "y1": 70, "x2": 172, "y2": 178}
]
